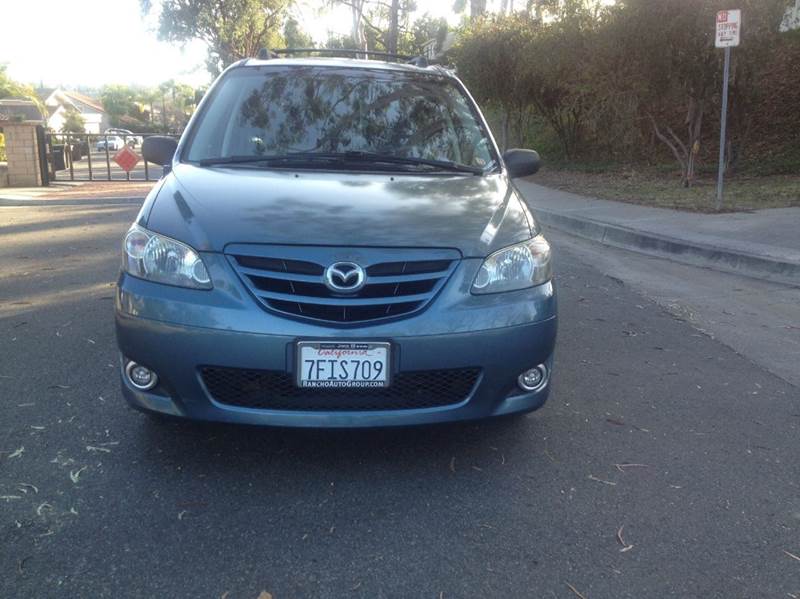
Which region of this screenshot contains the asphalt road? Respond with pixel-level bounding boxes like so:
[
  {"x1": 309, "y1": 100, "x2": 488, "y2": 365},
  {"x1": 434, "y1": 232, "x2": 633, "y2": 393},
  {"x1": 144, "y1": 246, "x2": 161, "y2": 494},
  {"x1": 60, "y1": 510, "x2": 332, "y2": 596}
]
[{"x1": 1, "y1": 200, "x2": 798, "y2": 598}]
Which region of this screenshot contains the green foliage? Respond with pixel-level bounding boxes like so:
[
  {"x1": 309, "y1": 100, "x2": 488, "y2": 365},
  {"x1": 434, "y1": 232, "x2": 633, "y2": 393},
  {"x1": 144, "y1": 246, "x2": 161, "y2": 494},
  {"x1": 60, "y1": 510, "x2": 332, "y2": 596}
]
[
  {"x1": 283, "y1": 16, "x2": 314, "y2": 48},
  {"x1": 400, "y1": 14, "x2": 448, "y2": 55},
  {"x1": 326, "y1": 0, "x2": 427, "y2": 55},
  {"x1": 97, "y1": 82, "x2": 202, "y2": 132},
  {"x1": 0, "y1": 64, "x2": 42, "y2": 113},
  {"x1": 101, "y1": 84, "x2": 136, "y2": 120},
  {"x1": 61, "y1": 107, "x2": 86, "y2": 133},
  {"x1": 323, "y1": 34, "x2": 359, "y2": 50},
  {"x1": 453, "y1": 0, "x2": 799, "y2": 187},
  {"x1": 144, "y1": 0, "x2": 291, "y2": 75},
  {"x1": 452, "y1": 12, "x2": 594, "y2": 158}
]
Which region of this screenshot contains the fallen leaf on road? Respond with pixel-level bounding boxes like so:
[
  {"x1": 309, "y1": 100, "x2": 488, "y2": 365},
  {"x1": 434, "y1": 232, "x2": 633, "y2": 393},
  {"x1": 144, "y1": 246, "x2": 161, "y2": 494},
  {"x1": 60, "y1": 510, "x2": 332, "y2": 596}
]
[
  {"x1": 17, "y1": 483, "x2": 38, "y2": 494},
  {"x1": 566, "y1": 582, "x2": 588, "y2": 599},
  {"x1": 616, "y1": 525, "x2": 634, "y2": 552},
  {"x1": 69, "y1": 466, "x2": 87, "y2": 483},
  {"x1": 36, "y1": 502, "x2": 53, "y2": 516},
  {"x1": 257, "y1": 592, "x2": 273, "y2": 599},
  {"x1": 784, "y1": 550, "x2": 800, "y2": 563},
  {"x1": 17, "y1": 556, "x2": 31, "y2": 574},
  {"x1": 614, "y1": 463, "x2": 650, "y2": 473},
  {"x1": 8, "y1": 447, "x2": 25, "y2": 459},
  {"x1": 0, "y1": 495, "x2": 22, "y2": 502},
  {"x1": 588, "y1": 474, "x2": 617, "y2": 486},
  {"x1": 86, "y1": 445, "x2": 111, "y2": 453}
]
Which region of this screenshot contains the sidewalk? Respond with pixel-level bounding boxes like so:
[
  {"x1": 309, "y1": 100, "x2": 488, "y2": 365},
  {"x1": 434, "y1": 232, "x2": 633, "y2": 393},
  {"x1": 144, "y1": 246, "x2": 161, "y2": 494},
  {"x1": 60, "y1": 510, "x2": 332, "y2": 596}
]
[
  {"x1": 0, "y1": 181, "x2": 154, "y2": 205},
  {"x1": 516, "y1": 179, "x2": 800, "y2": 285}
]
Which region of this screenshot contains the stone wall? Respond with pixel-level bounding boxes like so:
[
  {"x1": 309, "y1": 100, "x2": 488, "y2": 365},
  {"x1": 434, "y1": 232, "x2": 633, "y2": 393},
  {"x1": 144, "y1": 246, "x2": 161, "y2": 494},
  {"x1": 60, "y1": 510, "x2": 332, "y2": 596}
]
[{"x1": 3, "y1": 122, "x2": 42, "y2": 187}]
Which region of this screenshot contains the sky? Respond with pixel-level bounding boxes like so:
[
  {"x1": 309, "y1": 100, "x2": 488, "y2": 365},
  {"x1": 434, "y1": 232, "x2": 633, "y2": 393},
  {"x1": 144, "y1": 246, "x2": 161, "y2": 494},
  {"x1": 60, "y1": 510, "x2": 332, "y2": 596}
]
[{"x1": 1, "y1": 0, "x2": 460, "y2": 90}]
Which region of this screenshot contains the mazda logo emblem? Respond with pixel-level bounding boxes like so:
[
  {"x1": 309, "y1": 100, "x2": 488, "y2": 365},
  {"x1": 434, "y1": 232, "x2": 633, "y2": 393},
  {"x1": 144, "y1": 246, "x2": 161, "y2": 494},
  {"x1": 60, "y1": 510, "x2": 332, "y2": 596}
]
[{"x1": 324, "y1": 262, "x2": 366, "y2": 293}]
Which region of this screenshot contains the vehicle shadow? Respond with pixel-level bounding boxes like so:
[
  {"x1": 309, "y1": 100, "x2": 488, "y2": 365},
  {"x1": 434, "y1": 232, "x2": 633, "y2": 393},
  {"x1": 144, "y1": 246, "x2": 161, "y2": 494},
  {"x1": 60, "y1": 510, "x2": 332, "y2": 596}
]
[{"x1": 135, "y1": 412, "x2": 539, "y2": 480}]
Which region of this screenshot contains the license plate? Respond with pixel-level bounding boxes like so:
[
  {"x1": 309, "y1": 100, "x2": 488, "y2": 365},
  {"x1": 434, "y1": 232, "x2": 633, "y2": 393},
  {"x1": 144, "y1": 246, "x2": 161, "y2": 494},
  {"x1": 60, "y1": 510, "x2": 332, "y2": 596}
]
[{"x1": 296, "y1": 341, "x2": 390, "y2": 388}]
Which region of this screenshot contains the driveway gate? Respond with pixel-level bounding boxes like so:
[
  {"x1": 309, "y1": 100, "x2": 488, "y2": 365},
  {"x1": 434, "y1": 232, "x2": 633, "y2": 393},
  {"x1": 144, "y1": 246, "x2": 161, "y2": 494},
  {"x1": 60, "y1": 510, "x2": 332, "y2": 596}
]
[{"x1": 44, "y1": 132, "x2": 180, "y2": 182}]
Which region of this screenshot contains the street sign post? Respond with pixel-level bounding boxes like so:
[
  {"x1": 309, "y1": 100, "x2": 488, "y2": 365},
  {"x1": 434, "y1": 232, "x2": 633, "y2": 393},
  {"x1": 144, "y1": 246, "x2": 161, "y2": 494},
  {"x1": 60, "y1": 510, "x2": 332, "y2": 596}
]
[{"x1": 715, "y1": 9, "x2": 741, "y2": 210}]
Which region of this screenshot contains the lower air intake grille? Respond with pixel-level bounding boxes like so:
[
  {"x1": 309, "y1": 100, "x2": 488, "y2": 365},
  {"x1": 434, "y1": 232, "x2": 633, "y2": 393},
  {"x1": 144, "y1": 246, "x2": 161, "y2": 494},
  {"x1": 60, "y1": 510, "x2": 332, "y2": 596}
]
[{"x1": 201, "y1": 366, "x2": 481, "y2": 411}]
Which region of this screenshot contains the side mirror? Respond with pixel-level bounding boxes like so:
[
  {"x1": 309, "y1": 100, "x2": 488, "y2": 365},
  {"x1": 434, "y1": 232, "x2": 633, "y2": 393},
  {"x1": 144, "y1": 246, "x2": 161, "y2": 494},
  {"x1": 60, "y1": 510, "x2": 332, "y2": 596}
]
[
  {"x1": 142, "y1": 136, "x2": 178, "y2": 166},
  {"x1": 503, "y1": 149, "x2": 541, "y2": 178}
]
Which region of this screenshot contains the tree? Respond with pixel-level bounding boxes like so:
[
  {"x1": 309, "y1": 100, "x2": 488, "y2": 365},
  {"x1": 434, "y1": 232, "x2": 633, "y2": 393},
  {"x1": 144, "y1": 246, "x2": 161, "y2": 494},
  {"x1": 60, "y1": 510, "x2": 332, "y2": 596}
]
[
  {"x1": 328, "y1": 0, "x2": 420, "y2": 55},
  {"x1": 401, "y1": 14, "x2": 448, "y2": 55},
  {"x1": 61, "y1": 107, "x2": 86, "y2": 133},
  {"x1": 452, "y1": 0, "x2": 487, "y2": 20},
  {"x1": 0, "y1": 65, "x2": 40, "y2": 104},
  {"x1": 387, "y1": 0, "x2": 400, "y2": 53},
  {"x1": 453, "y1": 11, "x2": 597, "y2": 157},
  {"x1": 101, "y1": 85, "x2": 136, "y2": 123},
  {"x1": 330, "y1": 0, "x2": 370, "y2": 51},
  {"x1": 283, "y1": 16, "x2": 314, "y2": 48},
  {"x1": 612, "y1": 0, "x2": 789, "y2": 186},
  {"x1": 142, "y1": 0, "x2": 291, "y2": 75},
  {"x1": 137, "y1": 88, "x2": 161, "y2": 125}
]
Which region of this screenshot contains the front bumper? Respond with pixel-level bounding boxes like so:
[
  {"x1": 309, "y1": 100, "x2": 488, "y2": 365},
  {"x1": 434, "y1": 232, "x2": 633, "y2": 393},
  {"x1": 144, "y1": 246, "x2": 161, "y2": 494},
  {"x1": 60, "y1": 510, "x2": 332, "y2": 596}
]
[{"x1": 115, "y1": 256, "x2": 557, "y2": 428}]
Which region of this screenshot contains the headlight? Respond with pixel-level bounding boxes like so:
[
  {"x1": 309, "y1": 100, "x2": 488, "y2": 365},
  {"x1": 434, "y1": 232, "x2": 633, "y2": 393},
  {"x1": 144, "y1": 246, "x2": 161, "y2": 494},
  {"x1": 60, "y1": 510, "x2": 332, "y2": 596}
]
[
  {"x1": 471, "y1": 236, "x2": 552, "y2": 294},
  {"x1": 122, "y1": 224, "x2": 212, "y2": 289}
]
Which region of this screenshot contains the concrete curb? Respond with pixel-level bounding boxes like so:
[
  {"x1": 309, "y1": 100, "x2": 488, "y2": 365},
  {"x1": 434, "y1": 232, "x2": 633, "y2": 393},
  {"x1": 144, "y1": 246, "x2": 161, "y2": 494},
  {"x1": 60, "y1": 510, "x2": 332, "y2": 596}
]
[
  {"x1": 0, "y1": 196, "x2": 144, "y2": 207},
  {"x1": 533, "y1": 207, "x2": 800, "y2": 287}
]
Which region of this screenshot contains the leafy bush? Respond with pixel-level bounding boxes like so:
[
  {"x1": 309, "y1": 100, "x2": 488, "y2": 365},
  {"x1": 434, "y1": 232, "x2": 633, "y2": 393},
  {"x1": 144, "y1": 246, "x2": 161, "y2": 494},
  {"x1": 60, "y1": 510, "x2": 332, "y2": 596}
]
[{"x1": 452, "y1": 0, "x2": 799, "y2": 185}]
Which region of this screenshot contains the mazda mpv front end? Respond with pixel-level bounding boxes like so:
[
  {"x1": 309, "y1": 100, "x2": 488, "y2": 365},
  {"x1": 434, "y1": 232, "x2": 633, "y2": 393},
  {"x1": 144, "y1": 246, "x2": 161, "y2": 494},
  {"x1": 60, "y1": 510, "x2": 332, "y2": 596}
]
[{"x1": 115, "y1": 54, "x2": 557, "y2": 427}]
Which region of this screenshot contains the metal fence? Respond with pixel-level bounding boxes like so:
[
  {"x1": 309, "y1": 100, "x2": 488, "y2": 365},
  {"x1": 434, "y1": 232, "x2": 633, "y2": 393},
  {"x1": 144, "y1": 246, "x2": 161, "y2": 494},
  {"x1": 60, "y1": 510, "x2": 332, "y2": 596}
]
[{"x1": 45, "y1": 132, "x2": 180, "y2": 182}]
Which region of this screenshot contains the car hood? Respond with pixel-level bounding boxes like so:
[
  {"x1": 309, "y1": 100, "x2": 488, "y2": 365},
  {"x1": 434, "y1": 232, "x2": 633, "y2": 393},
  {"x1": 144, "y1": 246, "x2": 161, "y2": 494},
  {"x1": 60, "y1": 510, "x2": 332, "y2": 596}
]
[{"x1": 144, "y1": 164, "x2": 534, "y2": 257}]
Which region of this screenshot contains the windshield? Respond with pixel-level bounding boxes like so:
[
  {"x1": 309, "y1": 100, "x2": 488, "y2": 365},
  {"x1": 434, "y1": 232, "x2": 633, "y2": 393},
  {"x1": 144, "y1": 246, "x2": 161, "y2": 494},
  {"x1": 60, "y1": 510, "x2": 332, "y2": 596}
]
[{"x1": 183, "y1": 66, "x2": 496, "y2": 170}]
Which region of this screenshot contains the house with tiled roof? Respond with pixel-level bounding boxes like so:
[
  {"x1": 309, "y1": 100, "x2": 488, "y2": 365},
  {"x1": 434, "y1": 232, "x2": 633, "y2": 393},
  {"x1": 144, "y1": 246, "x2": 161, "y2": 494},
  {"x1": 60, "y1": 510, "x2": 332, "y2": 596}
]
[
  {"x1": 0, "y1": 99, "x2": 45, "y2": 123},
  {"x1": 44, "y1": 89, "x2": 110, "y2": 134}
]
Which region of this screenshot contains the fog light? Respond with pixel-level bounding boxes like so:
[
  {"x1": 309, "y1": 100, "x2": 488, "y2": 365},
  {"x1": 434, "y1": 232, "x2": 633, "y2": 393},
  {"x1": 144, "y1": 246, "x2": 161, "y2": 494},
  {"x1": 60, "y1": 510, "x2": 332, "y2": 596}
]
[
  {"x1": 517, "y1": 365, "x2": 547, "y2": 392},
  {"x1": 126, "y1": 361, "x2": 158, "y2": 391}
]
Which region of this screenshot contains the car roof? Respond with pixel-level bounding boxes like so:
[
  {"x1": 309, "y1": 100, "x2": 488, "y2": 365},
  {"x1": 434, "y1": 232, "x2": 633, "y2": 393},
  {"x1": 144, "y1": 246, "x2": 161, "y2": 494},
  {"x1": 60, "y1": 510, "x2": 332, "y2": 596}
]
[{"x1": 240, "y1": 57, "x2": 454, "y2": 77}]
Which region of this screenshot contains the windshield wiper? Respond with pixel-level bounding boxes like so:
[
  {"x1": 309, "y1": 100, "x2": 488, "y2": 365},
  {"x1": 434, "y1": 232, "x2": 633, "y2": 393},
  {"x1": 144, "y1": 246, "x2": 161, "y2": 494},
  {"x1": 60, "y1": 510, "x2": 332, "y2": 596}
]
[
  {"x1": 336, "y1": 151, "x2": 484, "y2": 175},
  {"x1": 197, "y1": 152, "x2": 485, "y2": 174},
  {"x1": 196, "y1": 153, "x2": 334, "y2": 167}
]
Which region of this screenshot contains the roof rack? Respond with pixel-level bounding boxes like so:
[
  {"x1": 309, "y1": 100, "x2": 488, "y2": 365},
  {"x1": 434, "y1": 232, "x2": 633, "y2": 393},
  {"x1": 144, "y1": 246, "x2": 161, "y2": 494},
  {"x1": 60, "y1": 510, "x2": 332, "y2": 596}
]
[{"x1": 259, "y1": 48, "x2": 429, "y2": 67}]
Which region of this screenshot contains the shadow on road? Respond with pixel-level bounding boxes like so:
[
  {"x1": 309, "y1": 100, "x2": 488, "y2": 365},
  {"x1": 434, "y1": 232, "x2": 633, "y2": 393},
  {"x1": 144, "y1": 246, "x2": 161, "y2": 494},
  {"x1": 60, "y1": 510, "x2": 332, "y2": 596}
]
[{"x1": 135, "y1": 413, "x2": 536, "y2": 476}]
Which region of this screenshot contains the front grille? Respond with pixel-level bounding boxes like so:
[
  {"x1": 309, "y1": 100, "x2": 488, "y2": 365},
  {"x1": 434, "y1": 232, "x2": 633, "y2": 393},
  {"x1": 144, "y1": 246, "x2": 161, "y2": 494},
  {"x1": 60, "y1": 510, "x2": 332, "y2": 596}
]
[
  {"x1": 227, "y1": 247, "x2": 459, "y2": 324},
  {"x1": 201, "y1": 366, "x2": 481, "y2": 411}
]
